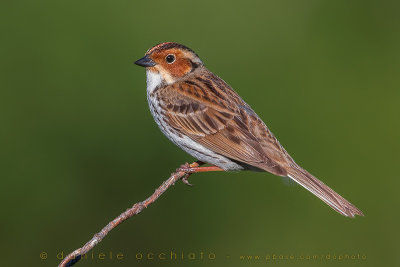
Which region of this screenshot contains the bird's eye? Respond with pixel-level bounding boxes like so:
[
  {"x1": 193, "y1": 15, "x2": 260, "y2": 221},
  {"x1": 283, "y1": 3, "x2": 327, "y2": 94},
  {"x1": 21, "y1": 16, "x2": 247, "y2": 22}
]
[{"x1": 165, "y1": 54, "x2": 175, "y2": 64}]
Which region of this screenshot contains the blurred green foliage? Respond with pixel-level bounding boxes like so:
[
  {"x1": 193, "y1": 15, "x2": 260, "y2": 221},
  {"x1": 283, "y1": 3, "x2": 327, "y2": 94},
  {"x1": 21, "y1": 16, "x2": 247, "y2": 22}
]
[{"x1": 1, "y1": 0, "x2": 399, "y2": 266}]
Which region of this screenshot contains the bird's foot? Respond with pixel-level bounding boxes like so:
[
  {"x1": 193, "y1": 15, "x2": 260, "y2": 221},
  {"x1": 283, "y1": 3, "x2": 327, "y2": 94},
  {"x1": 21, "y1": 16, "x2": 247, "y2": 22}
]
[
  {"x1": 177, "y1": 162, "x2": 195, "y2": 186},
  {"x1": 181, "y1": 173, "x2": 193, "y2": 186},
  {"x1": 176, "y1": 161, "x2": 222, "y2": 186}
]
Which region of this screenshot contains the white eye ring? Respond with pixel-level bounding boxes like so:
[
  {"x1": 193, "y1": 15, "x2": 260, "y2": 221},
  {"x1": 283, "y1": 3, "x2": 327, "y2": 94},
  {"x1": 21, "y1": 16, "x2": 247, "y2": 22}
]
[{"x1": 165, "y1": 54, "x2": 176, "y2": 64}]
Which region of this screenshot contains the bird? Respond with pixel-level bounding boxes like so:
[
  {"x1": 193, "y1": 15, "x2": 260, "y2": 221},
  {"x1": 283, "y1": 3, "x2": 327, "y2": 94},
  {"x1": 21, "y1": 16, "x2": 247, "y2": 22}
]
[{"x1": 134, "y1": 42, "x2": 363, "y2": 218}]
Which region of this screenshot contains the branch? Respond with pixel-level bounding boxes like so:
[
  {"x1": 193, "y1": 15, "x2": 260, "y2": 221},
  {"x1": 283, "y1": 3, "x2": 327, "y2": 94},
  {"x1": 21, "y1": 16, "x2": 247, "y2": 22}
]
[{"x1": 58, "y1": 162, "x2": 199, "y2": 267}]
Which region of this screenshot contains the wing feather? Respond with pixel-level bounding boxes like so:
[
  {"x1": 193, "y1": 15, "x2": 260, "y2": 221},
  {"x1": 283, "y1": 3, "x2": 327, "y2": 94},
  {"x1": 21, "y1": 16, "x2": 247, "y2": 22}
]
[{"x1": 156, "y1": 77, "x2": 288, "y2": 175}]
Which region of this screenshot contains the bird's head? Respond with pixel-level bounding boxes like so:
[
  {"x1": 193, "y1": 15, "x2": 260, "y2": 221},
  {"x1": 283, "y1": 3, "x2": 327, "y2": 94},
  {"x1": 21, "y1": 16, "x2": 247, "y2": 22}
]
[{"x1": 135, "y1": 42, "x2": 203, "y2": 85}]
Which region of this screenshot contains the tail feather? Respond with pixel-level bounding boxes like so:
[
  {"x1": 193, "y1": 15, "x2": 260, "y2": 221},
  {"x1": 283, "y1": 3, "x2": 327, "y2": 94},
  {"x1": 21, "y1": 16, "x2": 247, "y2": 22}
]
[{"x1": 287, "y1": 165, "x2": 363, "y2": 217}]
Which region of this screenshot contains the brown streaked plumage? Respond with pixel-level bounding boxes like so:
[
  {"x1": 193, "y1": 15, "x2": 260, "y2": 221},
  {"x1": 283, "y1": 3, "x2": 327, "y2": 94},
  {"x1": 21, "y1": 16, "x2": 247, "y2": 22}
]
[{"x1": 135, "y1": 42, "x2": 364, "y2": 218}]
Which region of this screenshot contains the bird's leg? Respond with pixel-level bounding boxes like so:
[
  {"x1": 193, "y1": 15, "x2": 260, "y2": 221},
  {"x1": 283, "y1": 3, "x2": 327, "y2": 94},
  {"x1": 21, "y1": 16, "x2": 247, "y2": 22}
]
[{"x1": 177, "y1": 161, "x2": 223, "y2": 186}]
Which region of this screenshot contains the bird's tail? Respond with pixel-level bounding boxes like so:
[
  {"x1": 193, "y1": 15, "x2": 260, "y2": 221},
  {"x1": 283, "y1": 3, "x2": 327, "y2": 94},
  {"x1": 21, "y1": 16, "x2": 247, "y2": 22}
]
[{"x1": 287, "y1": 165, "x2": 364, "y2": 217}]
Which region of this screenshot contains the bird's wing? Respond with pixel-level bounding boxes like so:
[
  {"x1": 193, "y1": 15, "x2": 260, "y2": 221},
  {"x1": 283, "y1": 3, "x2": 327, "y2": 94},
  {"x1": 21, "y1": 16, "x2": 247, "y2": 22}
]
[
  {"x1": 154, "y1": 73, "x2": 364, "y2": 218},
  {"x1": 156, "y1": 77, "x2": 288, "y2": 175}
]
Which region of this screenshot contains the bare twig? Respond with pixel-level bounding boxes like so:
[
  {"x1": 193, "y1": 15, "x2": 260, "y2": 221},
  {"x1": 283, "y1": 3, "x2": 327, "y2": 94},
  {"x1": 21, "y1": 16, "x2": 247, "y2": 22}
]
[{"x1": 59, "y1": 161, "x2": 202, "y2": 267}]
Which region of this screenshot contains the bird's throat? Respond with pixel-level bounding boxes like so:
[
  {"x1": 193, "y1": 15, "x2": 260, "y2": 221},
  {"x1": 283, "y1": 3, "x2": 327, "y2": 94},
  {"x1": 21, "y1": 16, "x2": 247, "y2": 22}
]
[
  {"x1": 146, "y1": 70, "x2": 163, "y2": 93},
  {"x1": 146, "y1": 69, "x2": 175, "y2": 93}
]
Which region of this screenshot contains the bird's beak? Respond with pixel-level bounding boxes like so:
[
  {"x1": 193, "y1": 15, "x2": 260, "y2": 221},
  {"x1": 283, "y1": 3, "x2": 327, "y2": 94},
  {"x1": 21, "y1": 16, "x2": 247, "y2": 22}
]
[{"x1": 134, "y1": 55, "x2": 156, "y2": 67}]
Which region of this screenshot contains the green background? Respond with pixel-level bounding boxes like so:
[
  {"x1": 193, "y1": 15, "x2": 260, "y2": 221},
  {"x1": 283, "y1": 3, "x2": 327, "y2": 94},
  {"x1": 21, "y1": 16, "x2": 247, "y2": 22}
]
[{"x1": 1, "y1": 0, "x2": 399, "y2": 266}]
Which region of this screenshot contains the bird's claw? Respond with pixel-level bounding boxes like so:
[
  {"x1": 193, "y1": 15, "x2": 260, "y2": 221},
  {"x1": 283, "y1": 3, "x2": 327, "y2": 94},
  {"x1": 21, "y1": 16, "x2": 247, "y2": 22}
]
[
  {"x1": 181, "y1": 174, "x2": 193, "y2": 186},
  {"x1": 177, "y1": 163, "x2": 194, "y2": 186}
]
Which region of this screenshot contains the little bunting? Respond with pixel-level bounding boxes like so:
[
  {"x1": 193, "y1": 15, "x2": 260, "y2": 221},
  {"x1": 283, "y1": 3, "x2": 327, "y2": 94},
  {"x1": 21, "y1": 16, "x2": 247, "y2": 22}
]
[{"x1": 135, "y1": 42, "x2": 363, "y2": 218}]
